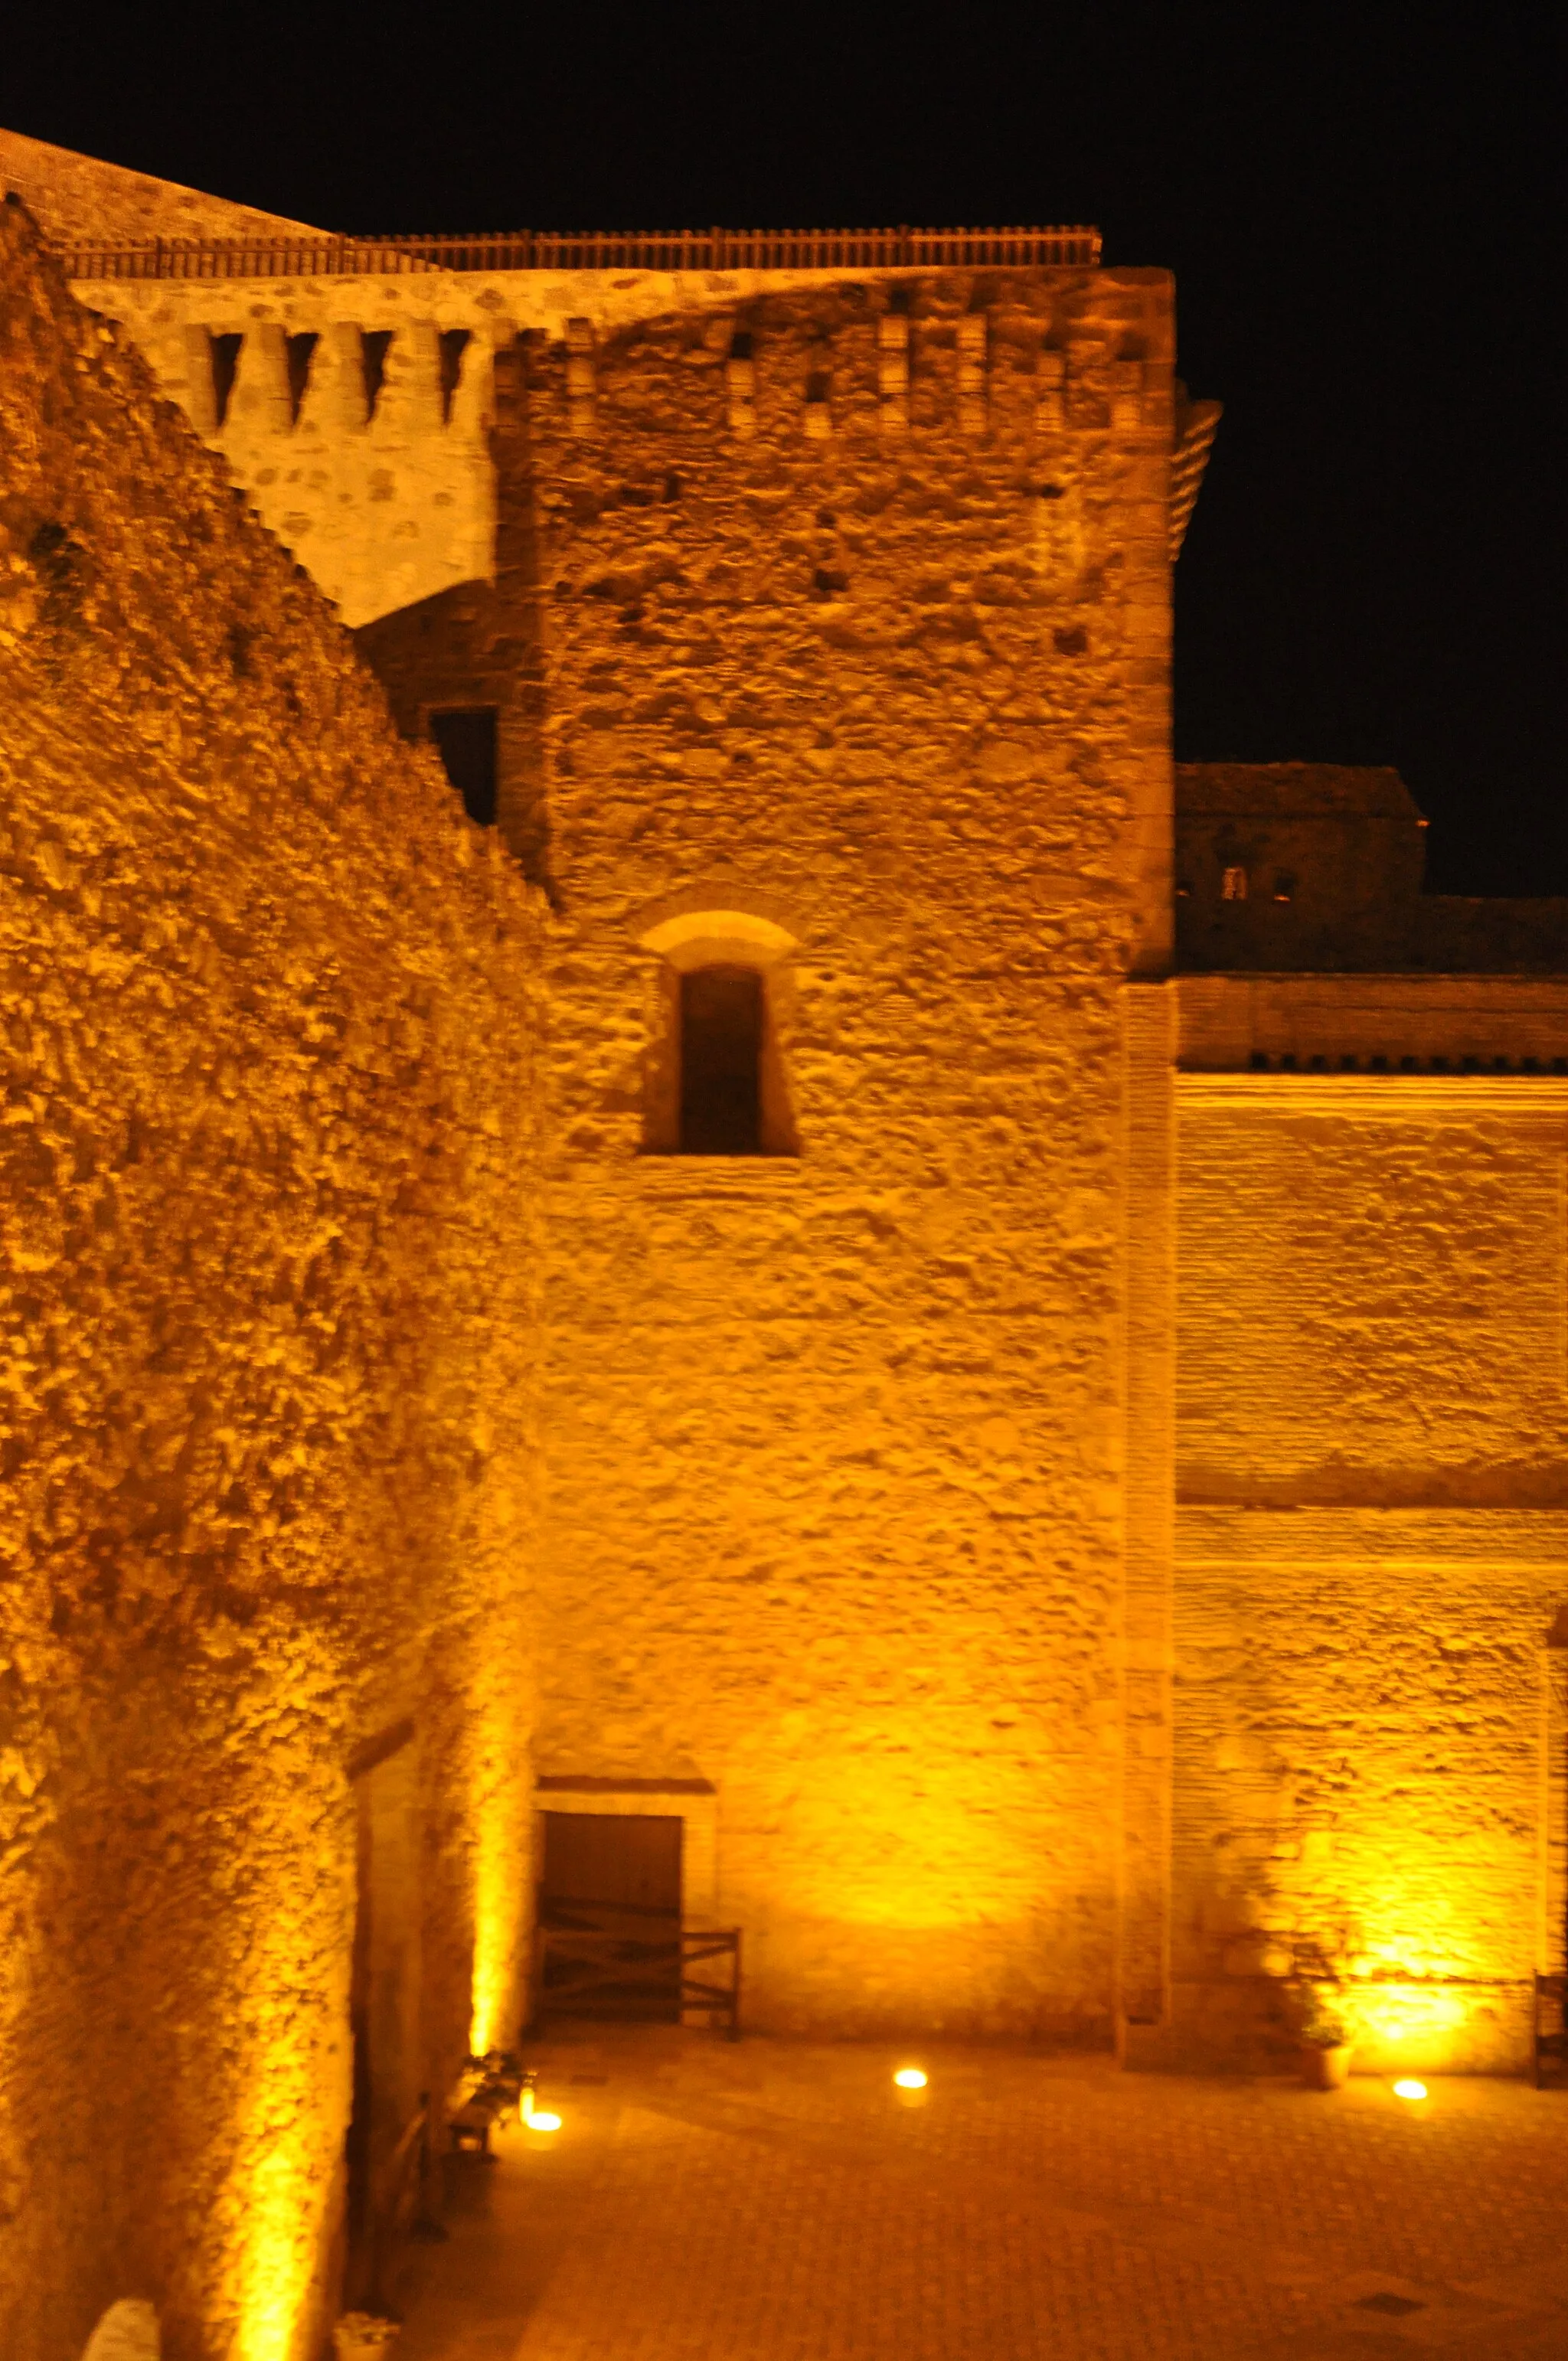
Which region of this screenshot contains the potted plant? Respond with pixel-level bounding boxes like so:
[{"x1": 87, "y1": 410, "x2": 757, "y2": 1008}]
[{"x1": 1295, "y1": 1985, "x2": 1354, "y2": 2088}]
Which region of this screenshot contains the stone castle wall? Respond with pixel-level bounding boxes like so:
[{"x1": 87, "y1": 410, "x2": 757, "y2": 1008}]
[
  {"x1": 0, "y1": 203, "x2": 547, "y2": 2361},
  {"x1": 521, "y1": 266, "x2": 1178, "y2": 2033},
  {"x1": 1168, "y1": 1058, "x2": 1568, "y2": 2070},
  {"x1": 65, "y1": 203, "x2": 1566, "y2": 2075},
  {"x1": 0, "y1": 143, "x2": 1563, "y2": 2361}
]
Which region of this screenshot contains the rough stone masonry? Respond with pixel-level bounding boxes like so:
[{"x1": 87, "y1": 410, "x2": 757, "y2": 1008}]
[{"x1": 1, "y1": 120, "x2": 1566, "y2": 2361}]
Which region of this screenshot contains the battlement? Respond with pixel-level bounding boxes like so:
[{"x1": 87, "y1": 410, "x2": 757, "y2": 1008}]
[{"x1": 80, "y1": 260, "x2": 1183, "y2": 627}]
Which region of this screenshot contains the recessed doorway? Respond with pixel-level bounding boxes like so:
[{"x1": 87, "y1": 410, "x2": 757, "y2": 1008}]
[{"x1": 537, "y1": 1811, "x2": 683, "y2": 2022}]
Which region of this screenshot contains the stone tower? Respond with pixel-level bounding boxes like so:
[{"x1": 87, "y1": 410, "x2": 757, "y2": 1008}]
[{"x1": 371, "y1": 259, "x2": 1190, "y2": 2036}]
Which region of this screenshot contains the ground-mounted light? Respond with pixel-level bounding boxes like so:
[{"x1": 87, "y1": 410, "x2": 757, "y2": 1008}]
[
  {"x1": 1393, "y1": 2079, "x2": 1428, "y2": 2101},
  {"x1": 893, "y1": 2066, "x2": 929, "y2": 2108},
  {"x1": 520, "y1": 2088, "x2": 562, "y2": 2134}
]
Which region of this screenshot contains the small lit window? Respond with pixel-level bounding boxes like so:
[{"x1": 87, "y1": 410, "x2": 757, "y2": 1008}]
[
  {"x1": 1221, "y1": 864, "x2": 1248, "y2": 900},
  {"x1": 680, "y1": 966, "x2": 763, "y2": 1154},
  {"x1": 430, "y1": 707, "x2": 498, "y2": 827}
]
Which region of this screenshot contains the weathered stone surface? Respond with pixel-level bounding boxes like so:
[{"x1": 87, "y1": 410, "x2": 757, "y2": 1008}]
[
  {"x1": 0, "y1": 201, "x2": 545, "y2": 2361},
  {"x1": 524, "y1": 270, "x2": 1176, "y2": 2033},
  {"x1": 2, "y1": 122, "x2": 1566, "y2": 2361}
]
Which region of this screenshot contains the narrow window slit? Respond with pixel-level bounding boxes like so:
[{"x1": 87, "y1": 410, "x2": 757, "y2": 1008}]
[
  {"x1": 211, "y1": 331, "x2": 243, "y2": 429},
  {"x1": 286, "y1": 332, "x2": 318, "y2": 426},
  {"x1": 438, "y1": 329, "x2": 471, "y2": 424},
  {"x1": 362, "y1": 330, "x2": 395, "y2": 418}
]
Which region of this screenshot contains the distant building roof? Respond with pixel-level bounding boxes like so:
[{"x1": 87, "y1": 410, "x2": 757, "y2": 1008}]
[{"x1": 1175, "y1": 763, "x2": 1423, "y2": 822}]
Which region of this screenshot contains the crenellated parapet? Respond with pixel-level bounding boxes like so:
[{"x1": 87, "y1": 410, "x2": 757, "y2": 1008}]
[
  {"x1": 514, "y1": 265, "x2": 1180, "y2": 971},
  {"x1": 74, "y1": 281, "x2": 502, "y2": 625},
  {"x1": 71, "y1": 254, "x2": 1206, "y2": 653}
]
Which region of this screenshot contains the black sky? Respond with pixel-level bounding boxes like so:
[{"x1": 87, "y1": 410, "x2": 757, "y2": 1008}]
[{"x1": 8, "y1": 2, "x2": 1562, "y2": 890}]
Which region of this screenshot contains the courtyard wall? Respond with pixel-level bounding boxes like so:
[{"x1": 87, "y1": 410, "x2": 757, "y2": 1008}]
[
  {"x1": 0, "y1": 201, "x2": 546, "y2": 2361},
  {"x1": 1171, "y1": 1050, "x2": 1568, "y2": 2070}
]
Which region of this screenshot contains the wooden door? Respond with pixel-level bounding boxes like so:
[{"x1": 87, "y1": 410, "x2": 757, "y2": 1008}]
[{"x1": 537, "y1": 1812, "x2": 684, "y2": 2021}]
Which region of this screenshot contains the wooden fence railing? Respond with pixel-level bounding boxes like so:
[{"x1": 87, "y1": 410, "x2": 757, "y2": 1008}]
[
  {"x1": 535, "y1": 1922, "x2": 743, "y2": 2038},
  {"x1": 62, "y1": 224, "x2": 1101, "y2": 281}
]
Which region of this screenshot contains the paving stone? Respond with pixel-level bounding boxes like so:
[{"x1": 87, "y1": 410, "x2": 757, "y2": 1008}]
[{"x1": 390, "y1": 2030, "x2": 1568, "y2": 2361}]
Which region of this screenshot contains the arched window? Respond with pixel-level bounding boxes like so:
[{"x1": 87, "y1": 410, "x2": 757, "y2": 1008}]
[
  {"x1": 680, "y1": 965, "x2": 763, "y2": 1153},
  {"x1": 637, "y1": 906, "x2": 799, "y2": 1158}
]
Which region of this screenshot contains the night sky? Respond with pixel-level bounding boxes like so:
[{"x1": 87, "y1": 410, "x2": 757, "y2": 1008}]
[{"x1": 8, "y1": 4, "x2": 1561, "y2": 893}]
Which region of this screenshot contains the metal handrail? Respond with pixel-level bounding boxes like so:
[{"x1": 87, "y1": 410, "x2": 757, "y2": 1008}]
[{"x1": 60, "y1": 224, "x2": 1101, "y2": 282}]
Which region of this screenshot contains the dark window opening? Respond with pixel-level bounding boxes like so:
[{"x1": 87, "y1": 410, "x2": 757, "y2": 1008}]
[
  {"x1": 729, "y1": 330, "x2": 754, "y2": 360},
  {"x1": 362, "y1": 330, "x2": 395, "y2": 417},
  {"x1": 805, "y1": 368, "x2": 831, "y2": 405},
  {"x1": 681, "y1": 965, "x2": 763, "y2": 1154},
  {"x1": 211, "y1": 331, "x2": 243, "y2": 428},
  {"x1": 438, "y1": 328, "x2": 471, "y2": 423},
  {"x1": 430, "y1": 707, "x2": 498, "y2": 826},
  {"x1": 286, "y1": 332, "x2": 318, "y2": 425}
]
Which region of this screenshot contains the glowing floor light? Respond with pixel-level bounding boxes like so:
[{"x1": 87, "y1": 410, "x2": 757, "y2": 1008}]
[
  {"x1": 1393, "y1": 2079, "x2": 1428, "y2": 2101},
  {"x1": 893, "y1": 2068, "x2": 928, "y2": 2090},
  {"x1": 526, "y1": 2111, "x2": 563, "y2": 2133}
]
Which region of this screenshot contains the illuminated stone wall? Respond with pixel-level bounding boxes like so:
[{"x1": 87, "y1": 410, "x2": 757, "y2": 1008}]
[
  {"x1": 1171, "y1": 1060, "x2": 1568, "y2": 2070},
  {"x1": 527, "y1": 269, "x2": 1178, "y2": 2033},
  {"x1": 0, "y1": 204, "x2": 545, "y2": 2361},
  {"x1": 7, "y1": 122, "x2": 1563, "y2": 2167}
]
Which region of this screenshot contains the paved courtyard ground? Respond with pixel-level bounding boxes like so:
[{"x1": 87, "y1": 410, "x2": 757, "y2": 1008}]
[{"x1": 390, "y1": 2026, "x2": 1568, "y2": 2361}]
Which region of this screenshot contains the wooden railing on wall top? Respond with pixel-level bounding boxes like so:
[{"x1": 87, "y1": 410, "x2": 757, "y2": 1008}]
[{"x1": 62, "y1": 224, "x2": 1102, "y2": 281}]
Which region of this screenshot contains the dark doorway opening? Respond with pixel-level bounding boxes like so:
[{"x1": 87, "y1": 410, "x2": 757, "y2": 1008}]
[
  {"x1": 429, "y1": 707, "x2": 498, "y2": 827},
  {"x1": 679, "y1": 965, "x2": 763, "y2": 1154},
  {"x1": 342, "y1": 1739, "x2": 423, "y2": 2311},
  {"x1": 537, "y1": 1812, "x2": 683, "y2": 2021}
]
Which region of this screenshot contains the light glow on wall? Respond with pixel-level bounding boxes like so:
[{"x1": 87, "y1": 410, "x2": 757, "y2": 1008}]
[
  {"x1": 1351, "y1": 1984, "x2": 1469, "y2": 2051},
  {"x1": 231, "y1": 2134, "x2": 320, "y2": 2361},
  {"x1": 467, "y1": 1654, "x2": 533, "y2": 2056}
]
